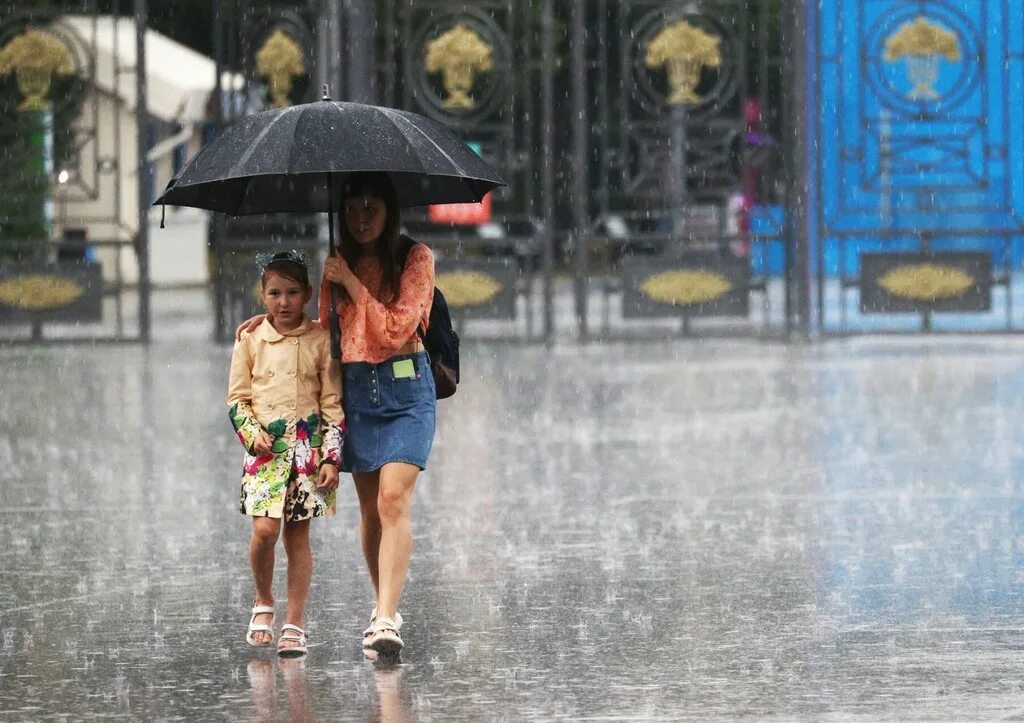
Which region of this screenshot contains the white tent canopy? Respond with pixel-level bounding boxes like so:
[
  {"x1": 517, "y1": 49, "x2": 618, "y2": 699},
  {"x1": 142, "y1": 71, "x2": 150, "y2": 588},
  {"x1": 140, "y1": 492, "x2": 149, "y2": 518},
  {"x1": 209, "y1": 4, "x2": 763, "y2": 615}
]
[{"x1": 58, "y1": 15, "x2": 241, "y2": 124}]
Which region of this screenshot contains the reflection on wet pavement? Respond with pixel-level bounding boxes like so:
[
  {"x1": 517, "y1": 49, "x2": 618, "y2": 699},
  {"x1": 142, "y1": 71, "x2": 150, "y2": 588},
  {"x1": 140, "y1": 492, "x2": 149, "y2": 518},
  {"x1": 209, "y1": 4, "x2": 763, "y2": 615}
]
[{"x1": 3, "y1": 295, "x2": 1024, "y2": 719}]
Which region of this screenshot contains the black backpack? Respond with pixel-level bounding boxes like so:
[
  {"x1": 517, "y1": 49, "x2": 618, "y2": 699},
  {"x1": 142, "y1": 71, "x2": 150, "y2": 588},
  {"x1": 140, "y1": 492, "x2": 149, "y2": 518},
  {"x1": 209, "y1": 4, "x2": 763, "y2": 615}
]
[
  {"x1": 418, "y1": 286, "x2": 459, "y2": 399},
  {"x1": 399, "y1": 237, "x2": 459, "y2": 398}
]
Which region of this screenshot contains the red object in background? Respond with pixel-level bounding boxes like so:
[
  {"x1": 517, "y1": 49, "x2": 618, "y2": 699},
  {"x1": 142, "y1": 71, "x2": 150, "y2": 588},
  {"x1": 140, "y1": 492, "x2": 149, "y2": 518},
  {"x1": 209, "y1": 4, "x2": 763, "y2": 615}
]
[
  {"x1": 732, "y1": 98, "x2": 763, "y2": 258},
  {"x1": 428, "y1": 192, "x2": 492, "y2": 225}
]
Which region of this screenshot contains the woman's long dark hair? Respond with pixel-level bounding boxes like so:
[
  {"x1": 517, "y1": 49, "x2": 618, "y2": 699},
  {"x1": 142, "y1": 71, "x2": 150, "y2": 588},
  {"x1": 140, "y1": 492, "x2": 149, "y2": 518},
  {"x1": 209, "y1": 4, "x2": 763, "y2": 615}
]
[{"x1": 336, "y1": 172, "x2": 411, "y2": 300}]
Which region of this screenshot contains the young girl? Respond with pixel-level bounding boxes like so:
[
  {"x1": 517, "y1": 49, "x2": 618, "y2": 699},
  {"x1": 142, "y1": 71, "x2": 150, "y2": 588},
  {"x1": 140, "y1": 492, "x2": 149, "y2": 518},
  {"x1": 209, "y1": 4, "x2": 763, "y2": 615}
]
[{"x1": 227, "y1": 251, "x2": 344, "y2": 657}]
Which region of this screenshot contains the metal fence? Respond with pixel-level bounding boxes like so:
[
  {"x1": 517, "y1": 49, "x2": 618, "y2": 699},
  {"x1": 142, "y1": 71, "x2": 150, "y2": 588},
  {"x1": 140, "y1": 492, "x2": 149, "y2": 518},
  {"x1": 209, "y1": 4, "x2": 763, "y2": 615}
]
[
  {"x1": 8, "y1": 2, "x2": 1017, "y2": 342},
  {"x1": 0, "y1": 3, "x2": 150, "y2": 343},
  {"x1": 809, "y1": 0, "x2": 1024, "y2": 334}
]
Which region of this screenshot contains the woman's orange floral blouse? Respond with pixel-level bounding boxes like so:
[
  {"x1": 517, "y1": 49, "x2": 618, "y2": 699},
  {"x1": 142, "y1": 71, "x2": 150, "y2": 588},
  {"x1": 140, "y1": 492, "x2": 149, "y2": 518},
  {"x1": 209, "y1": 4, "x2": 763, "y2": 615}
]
[{"x1": 317, "y1": 243, "x2": 434, "y2": 364}]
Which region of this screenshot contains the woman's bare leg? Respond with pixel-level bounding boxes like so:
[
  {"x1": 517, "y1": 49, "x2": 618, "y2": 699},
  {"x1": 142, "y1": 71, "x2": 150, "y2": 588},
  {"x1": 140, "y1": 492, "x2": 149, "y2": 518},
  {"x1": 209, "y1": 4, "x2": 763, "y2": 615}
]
[
  {"x1": 374, "y1": 462, "x2": 419, "y2": 621},
  {"x1": 353, "y1": 471, "x2": 382, "y2": 598}
]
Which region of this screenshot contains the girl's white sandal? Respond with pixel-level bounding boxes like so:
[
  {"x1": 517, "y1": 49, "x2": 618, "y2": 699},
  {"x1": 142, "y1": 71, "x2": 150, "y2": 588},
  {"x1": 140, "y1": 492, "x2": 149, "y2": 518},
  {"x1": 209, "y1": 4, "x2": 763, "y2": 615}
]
[
  {"x1": 277, "y1": 624, "x2": 308, "y2": 657},
  {"x1": 246, "y1": 603, "x2": 275, "y2": 647}
]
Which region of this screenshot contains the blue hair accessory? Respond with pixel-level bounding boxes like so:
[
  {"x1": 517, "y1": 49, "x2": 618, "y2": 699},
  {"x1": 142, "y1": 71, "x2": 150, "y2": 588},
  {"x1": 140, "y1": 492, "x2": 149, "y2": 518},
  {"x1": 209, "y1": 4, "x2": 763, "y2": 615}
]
[{"x1": 256, "y1": 249, "x2": 308, "y2": 271}]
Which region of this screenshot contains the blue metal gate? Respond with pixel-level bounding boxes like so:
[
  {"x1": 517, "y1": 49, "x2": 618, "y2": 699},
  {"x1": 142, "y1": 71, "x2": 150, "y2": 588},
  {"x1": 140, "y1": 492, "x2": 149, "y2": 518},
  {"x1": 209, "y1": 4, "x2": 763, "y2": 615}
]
[{"x1": 811, "y1": 0, "x2": 1024, "y2": 333}]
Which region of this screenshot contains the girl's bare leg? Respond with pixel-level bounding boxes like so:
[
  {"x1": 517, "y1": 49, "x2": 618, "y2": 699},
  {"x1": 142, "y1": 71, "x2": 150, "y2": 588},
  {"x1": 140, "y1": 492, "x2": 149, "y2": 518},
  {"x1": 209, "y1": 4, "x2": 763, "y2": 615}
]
[
  {"x1": 250, "y1": 517, "x2": 281, "y2": 644},
  {"x1": 353, "y1": 471, "x2": 382, "y2": 598},
  {"x1": 374, "y1": 462, "x2": 419, "y2": 621},
  {"x1": 281, "y1": 517, "x2": 312, "y2": 649}
]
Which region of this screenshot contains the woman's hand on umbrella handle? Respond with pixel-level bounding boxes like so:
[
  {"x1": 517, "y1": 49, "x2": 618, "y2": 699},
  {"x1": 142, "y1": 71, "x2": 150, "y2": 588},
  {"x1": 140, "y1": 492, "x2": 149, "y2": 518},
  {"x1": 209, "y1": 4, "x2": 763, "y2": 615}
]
[
  {"x1": 323, "y1": 257, "x2": 353, "y2": 285},
  {"x1": 235, "y1": 314, "x2": 266, "y2": 341}
]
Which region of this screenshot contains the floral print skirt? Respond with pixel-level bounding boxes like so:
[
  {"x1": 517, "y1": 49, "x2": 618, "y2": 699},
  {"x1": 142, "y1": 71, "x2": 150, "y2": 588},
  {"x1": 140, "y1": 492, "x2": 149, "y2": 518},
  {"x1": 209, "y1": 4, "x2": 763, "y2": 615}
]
[{"x1": 240, "y1": 462, "x2": 336, "y2": 521}]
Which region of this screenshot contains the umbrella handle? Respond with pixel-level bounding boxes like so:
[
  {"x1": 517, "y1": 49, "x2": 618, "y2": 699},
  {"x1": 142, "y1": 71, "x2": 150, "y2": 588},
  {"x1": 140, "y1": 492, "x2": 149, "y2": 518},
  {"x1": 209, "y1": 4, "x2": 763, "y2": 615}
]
[{"x1": 327, "y1": 173, "x2": 342, "y2": 362}]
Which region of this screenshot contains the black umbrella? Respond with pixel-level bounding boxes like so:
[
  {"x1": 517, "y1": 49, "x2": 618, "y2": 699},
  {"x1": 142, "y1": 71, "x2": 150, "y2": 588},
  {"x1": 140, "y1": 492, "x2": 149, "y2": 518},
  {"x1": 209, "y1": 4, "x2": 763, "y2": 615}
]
[
  {"x1": 154, "y1": 91, "x2": 503, "y2": 360},
  {"x1": 154, "y1": 93, "x2": 505, "y2": 215}
]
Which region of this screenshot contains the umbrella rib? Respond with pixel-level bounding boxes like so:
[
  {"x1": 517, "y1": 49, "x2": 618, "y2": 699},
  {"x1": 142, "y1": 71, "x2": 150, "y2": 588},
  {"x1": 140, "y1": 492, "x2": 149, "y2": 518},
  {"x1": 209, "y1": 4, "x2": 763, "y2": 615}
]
[
  {"x1": 378, "y1": 108, "x2": 467, "y2": 175},
  {"x1": 233, "y1": 177, "x2": 254, "y2": 216},
  {"x1": 229, "y1": 107, "x2": 300, "y2": 177}
]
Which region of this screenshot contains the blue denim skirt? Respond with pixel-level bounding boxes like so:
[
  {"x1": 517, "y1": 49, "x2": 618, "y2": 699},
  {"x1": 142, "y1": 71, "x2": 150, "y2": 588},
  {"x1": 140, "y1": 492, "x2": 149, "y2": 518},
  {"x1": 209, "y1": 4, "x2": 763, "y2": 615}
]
[{"x1": 341, "y1": 351, "x2": 436, "y2": 473}]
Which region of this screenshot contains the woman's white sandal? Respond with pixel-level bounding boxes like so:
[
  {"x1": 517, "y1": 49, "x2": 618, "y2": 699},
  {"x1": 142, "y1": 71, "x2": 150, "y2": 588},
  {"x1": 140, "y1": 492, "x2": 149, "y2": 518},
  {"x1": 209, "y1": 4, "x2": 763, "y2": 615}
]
[
  {"x1": 363, "y1": 607, "x2": 403, "y2": 649},
  {"x1": 277, "y1": 624, "x2": 308, "y2": 657},
  {"x1": 367, "y1": 617, "x2": 403, "y2": 656},
  {"x1": 246, "y1": 603, "x2": 275, "y2": 647}
]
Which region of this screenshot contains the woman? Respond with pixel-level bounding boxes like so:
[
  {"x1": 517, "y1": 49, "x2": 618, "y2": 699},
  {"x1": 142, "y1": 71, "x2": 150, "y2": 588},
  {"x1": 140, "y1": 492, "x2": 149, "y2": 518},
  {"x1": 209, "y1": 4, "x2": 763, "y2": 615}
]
[{"x1": 237, "y1": 172, "x2": 436, "y2": 656}]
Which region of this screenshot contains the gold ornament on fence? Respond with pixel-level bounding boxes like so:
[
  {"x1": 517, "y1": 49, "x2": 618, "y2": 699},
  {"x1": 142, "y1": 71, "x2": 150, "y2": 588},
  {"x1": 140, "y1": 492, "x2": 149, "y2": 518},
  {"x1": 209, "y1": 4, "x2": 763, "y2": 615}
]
[
  {"x1": 645, "y1": 20, "x2": 722, "y2": 106},
  {"x1": 639, "y1": 269, "x2": 732, "y2": 306},
  {"x1": 425, "y1": 24, "x2": 494, "y2": 110},
  {"x1": 256, "y1": 30, "x2": 305, "y2": 108},
  {"x1": 0, "y1": 274, "x2": 84, "y2": 310},
  {"x1": 883, "y1": 17, "x2": 961, "y2": 100},
  {"x1": 436, "y1": 270, "x2": 502, "y2": 308},
  {"x1": 0, "y1": 29, "x2": 73, "y2": 111},
  {"x1": 878, "y1": 263, "x2": 974, "y2": 301}
]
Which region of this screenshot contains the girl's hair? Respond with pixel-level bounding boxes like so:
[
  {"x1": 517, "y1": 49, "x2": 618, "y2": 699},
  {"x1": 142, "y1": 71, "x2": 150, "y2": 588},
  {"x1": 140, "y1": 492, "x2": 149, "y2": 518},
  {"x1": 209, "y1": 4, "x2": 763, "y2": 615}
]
[
  {"x1": 337, "y1": 172, "x2": 408, "y2": 299},
  {"x1": 261, "y1": 251, "x2": 310, "y2": 289}
]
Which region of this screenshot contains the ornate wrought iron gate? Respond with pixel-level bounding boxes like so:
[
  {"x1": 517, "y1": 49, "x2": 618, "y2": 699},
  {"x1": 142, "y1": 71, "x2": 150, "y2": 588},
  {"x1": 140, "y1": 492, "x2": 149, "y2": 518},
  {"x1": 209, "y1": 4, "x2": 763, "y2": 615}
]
[
  {"x1": 570, "y1": 0, "x2": 794, "y2": 339},
  {"x1": 810, "y1": 0, "x2": 1024, "y2": 334},
  {"x1": 208, "y1": 1, "x2": 322, "y2": 343},
  {"x1": 209, "y1": 0, "x2": 556, "y2": 342},
  {"x1": 365, "y1": 0, "x2": 556, "y2": 342},
  {"x1": 0, "y1": 3, "x2": 149, "y2": 342},
  {"x1": 212, "y1": 1, "x2": 805, "y2": 343}
]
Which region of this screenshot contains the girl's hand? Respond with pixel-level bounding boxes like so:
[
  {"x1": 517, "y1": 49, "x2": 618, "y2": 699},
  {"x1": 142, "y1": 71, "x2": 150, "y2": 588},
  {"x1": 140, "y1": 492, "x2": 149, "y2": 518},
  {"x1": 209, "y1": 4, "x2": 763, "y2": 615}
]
[
  {"x1": 235, "y1": 314, "x2": 266, "y2": 341},
  {"x1": 317, "y1": 463, "x2": 339, "y2": 491},
  {"x1": 252, "y1": 430, "x2": 273, "y2": 456},
  {"x1": 322, "y1": 257, "x2": 353, "y2": 285}
]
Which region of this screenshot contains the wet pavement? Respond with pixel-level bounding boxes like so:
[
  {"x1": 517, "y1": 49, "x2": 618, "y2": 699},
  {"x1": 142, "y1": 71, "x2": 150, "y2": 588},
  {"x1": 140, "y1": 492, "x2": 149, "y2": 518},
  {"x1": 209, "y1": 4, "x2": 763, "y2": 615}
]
[{"x1": 3, "y1": 289, "x2": 1024, "y2": 720}]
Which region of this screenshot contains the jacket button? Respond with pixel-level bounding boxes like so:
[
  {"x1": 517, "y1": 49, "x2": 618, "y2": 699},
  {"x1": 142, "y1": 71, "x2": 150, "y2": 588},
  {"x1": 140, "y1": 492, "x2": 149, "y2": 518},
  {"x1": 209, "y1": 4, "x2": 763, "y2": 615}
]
[
  {"x1": 289, "y1": 371, "x2": 296, "y2": 377},
  {"x1": 291, "y1": 339, "x2": 298, "y2": 345},
  {"x1": 267, "y1": 403, "x2": 274, "y2": 409},
  {"x1": 268, "y1": 370, "x2": 275, "y2": 376}
]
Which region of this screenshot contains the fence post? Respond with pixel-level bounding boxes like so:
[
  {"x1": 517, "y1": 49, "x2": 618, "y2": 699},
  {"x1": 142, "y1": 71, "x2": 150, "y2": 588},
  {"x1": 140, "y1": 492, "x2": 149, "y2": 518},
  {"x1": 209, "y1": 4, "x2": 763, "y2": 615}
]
[
  {"x1": 135, "y1": 0, "x2": 150, "y2": 342},
  {"x1": 541, "y1": 0, "x2": 555, "y2": 343},
  {"x1": 345, "y1": 0, "x2": 374, "y2": 103},
  {"x1": 782, "y1": 0, "x2": 812, "y2": 340},
  {"x1": 570, "y1": 0, "x2": 588, "y2": 339}
]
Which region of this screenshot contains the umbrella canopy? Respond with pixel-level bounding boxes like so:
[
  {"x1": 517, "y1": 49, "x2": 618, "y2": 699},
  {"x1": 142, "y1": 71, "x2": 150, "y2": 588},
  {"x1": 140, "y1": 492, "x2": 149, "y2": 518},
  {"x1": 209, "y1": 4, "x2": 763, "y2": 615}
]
[{"x1": 154, "y1": 98, "x2": 505, "y2": 215}]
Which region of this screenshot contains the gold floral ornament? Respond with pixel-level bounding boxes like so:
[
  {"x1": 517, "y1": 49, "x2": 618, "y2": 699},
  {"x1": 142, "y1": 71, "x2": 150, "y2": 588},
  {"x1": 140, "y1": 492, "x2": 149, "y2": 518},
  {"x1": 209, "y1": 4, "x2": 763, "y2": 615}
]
[
  {"x1": 883, "y1": 17, "x2": 960, "y2": 100},
  {"x1": 436, "y1": 271, "x2": 502, "y2": 308},
  {"x1": 645, "y1": 20, "x2": 722, "y2": 106},
  {"x1": 878, "y1": 263, "x2": 974, "y2": 301},
  {"x1": 256, "y1": 30, "x2": 305, "y2": 108},
  {"x1": 425, "y1": 24, "x2": 494, "y2": 110},
  {"x1": 0, "y1": 29, "x2": 73, "y2": 111},
  {"x1": 639, "y1": 269, "x2": 732, "y2": 306},
  {"x1": 0, "y1": 274, "x2": 83, "y2": 310}
]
